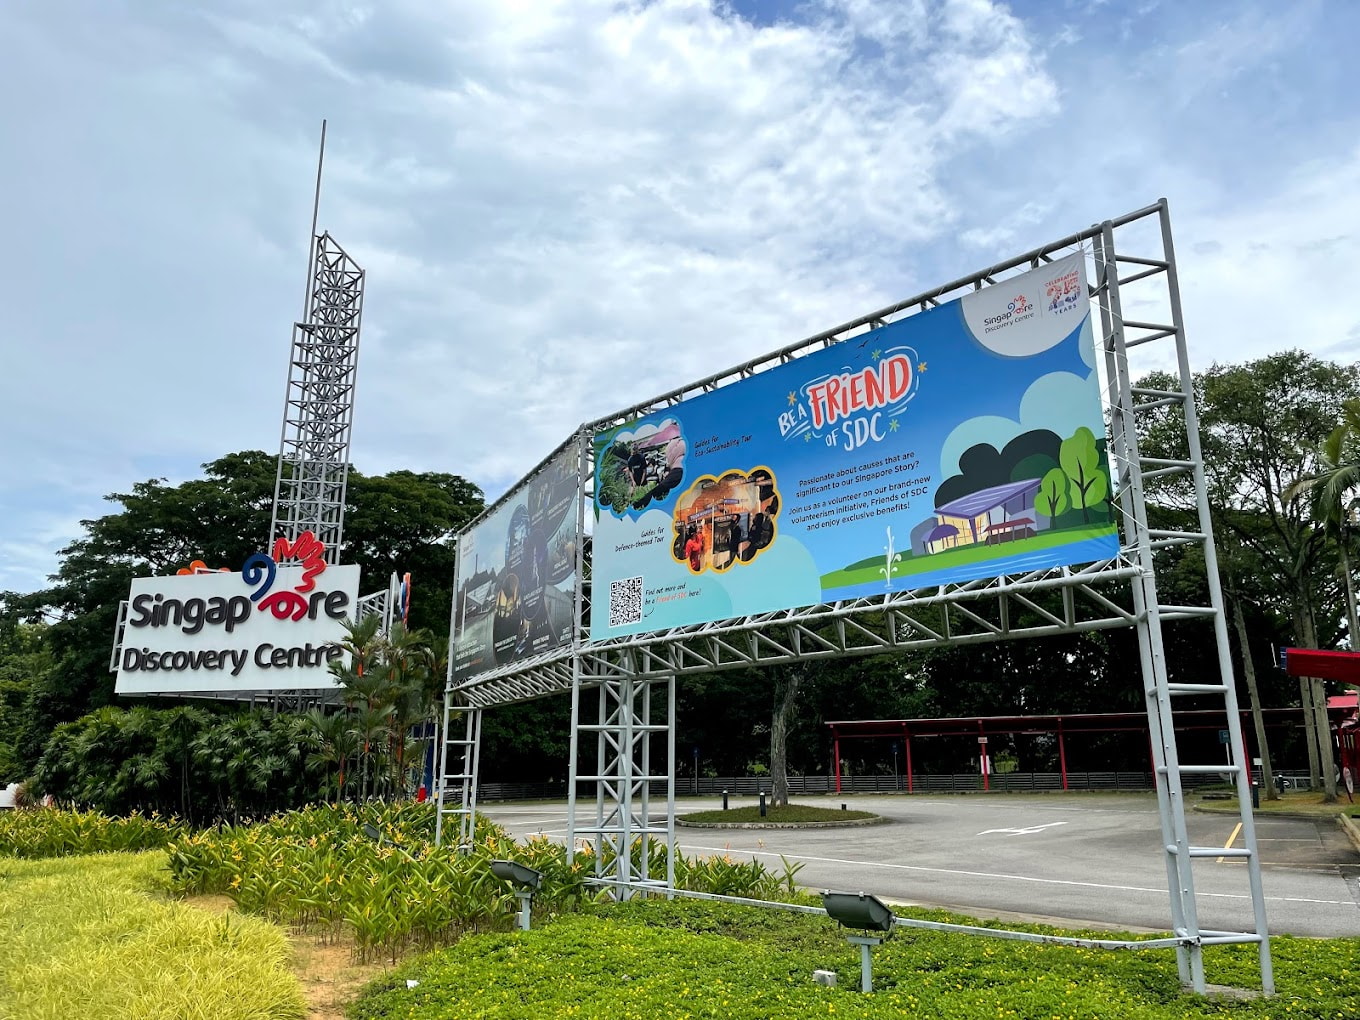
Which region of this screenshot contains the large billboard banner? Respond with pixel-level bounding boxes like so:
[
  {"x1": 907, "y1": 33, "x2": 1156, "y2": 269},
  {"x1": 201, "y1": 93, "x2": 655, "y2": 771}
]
[
  {"x1": 115, "y1": 534, "x2": 360, "y2": 694},
  {"x1": 591, "y1": 253, "x2": 1117, "y2": 640},
  {"x1": 452, "y1": 447, "x2": 579, "y2": 681}
]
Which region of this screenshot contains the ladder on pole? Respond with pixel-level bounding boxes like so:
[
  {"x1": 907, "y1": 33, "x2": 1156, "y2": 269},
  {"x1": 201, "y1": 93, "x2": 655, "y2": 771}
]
[
  {"x1": 434, "y1": 692, "x2": 481, "y2": 849},
  {"x1": 1095, "y1": 205, "x2": 1273, "y2": 995}
]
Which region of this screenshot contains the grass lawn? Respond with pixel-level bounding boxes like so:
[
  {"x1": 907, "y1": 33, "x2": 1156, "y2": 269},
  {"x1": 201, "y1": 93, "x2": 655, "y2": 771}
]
[
  {"x1": 1192, "y1": 789, "x2": 1360, "y2": 819},
  {"x1": 680, "y1": 804, "x2": 877, "y2": 824},
  {"x1": 0, "y1": 852, "x2": 305, "y2": 1020},
  {"x1": 352, "y1": 897, "x2": 1360, "y2": 1019}
]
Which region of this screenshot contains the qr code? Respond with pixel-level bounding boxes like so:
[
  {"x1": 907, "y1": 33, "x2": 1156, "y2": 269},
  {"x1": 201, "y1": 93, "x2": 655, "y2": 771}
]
[{"x1": 609, "y1": 576, "x2": 644, "y2": 628}]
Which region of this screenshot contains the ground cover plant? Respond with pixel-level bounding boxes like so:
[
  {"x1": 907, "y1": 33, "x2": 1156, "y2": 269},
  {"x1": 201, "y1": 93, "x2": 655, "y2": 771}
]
[
  {"x1": 681, "y1": 803, "x2": 877, "y2": 824},
  {"x1": 0, "y1": 851, "x2": 305, "y2": 1020},
  {"x1": 353, "y1": 898, "x2": 1360, "y2": 1020},
  {"x1": 166, "y1": 800, "x2": 797, "y2": 961},
  {"x1": 0, "y1": 804, "x2": 183, "y2": 857}
]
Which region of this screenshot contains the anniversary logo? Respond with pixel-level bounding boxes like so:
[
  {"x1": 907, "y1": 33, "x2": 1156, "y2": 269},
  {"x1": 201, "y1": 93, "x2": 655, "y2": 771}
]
[{"x1": 115, "y1": 531, "x2": 362, "y2": 694}]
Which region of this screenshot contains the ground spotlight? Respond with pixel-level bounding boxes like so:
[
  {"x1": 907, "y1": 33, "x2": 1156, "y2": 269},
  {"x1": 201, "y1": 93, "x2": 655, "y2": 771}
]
[
  {"x1": 821, "y1": 890, "x2": 895, "y2": 992},
  {"x1": 490, "y1": 859, "x2": 544, "y2": 930}
]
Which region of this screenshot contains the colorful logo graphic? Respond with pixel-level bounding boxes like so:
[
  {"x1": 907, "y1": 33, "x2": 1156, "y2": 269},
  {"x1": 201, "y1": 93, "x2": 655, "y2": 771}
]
[
  {"x1": 241, "y1": 531, "x2": 329, "y2": 622},
  {"x1": 1045, "y1": 267, "x2": 1082, "y2": 313},
  {"x1": 778, "y1": 345, "x2": 921, "y2": 454}
]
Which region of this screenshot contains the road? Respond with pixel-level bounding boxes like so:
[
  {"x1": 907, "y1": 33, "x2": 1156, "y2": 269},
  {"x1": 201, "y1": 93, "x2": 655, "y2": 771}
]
[{"x1": 480, "y1": 793, "x2": 1360, "y2": 937}]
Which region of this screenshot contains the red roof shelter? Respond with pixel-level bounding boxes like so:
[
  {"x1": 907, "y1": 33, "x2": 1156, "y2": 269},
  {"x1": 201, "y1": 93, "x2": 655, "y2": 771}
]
[{"x1": 827, "y1": 707, "x2": 1335, "y2": 793}]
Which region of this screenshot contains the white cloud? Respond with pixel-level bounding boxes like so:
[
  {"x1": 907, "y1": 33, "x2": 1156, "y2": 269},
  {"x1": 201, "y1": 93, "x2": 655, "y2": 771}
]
[{"x1": 1, "y1": 0, "x2": 1358, "y2": 595}]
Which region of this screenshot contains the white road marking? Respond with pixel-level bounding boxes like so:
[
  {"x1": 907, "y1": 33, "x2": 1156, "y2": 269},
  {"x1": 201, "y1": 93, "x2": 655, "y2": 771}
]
[
  {"x1": 675, "y1": 843, "x2": 1358, "y2": 907},
  {"x1": 977, "y1": 821, "x2": 1068, "y2": 836}
]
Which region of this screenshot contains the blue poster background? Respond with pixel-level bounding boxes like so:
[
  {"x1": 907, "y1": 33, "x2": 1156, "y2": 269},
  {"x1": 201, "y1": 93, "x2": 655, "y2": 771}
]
[{"x1": 591, "y1": 253, "x2": 1119, "y2": 640}]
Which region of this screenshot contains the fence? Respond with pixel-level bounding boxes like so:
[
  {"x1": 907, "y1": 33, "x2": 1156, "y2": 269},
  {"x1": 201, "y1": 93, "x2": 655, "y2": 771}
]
[{"x1": 474, "y1": 770, "x2": 1258, "y2": 802}]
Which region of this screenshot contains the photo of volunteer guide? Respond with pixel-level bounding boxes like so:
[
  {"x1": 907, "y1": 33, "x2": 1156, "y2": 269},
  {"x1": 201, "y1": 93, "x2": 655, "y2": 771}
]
[
  {"x1": 597, "y1": 417, "x2": 687, "y2": 515},
  {"x1": 671, "y1": 468, "x2": 780, "y2": 573}
]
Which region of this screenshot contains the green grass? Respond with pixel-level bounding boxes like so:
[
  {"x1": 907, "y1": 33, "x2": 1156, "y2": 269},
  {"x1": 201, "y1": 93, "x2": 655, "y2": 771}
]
[
  {"x1": 821, "y1": 523, "x2": 1118, "y2": 588},
  {"x1": 352, "y1": 898, "x2": 1360, "y2": 1020},
  {"x1": 1193, "y1": 789, "x2": 1360, "y2": 819},
  {"x1": 680, "y1": 804, "x2": 877, "y2": 824},
  {"x1": 0, "y1": 852, "x2": 305, "y2": 1019}
]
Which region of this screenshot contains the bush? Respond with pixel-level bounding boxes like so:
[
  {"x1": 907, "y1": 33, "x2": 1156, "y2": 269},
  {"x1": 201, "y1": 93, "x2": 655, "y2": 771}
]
[
  {"x1": 0, "y1": 806, "x2": 183, "y2": 857},
  {"x1": 166, "y1": 801, "x2": 800, "y2": 961},
  {"x1": 352, "y1": 899, "x2": 1360, "y2": 1020}
]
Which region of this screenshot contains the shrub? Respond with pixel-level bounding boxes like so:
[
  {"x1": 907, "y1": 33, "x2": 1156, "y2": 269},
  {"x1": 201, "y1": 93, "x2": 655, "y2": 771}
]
[{"x1": 0, "y1": 806, "x2": 183, "y2": 857}]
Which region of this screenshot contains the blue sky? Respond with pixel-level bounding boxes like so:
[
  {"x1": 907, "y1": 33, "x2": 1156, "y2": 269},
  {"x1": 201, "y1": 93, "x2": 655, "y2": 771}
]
[{"x1": 2, "y1": 0, "x2": 1358, "y2": 594}]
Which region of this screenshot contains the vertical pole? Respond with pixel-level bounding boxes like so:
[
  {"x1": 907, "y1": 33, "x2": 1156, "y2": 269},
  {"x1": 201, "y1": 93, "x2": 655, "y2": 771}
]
[
  {"x1": 905, "y1": 732, "x2": 914, "y2": 793},
  {"x1": 860, "y1": 941, "x2": 873, "y2": 993},
  {"x1": 1058, "y1": 718, "x2": 1069, "y2": 791},
  {"x1": 833, "y1": 735, "x2": 843, "y2": 793},
  {"x1": 567, "y1": 429, "x2": 589, "y2": 863},
  {"x1": 667, "y1": 675, "x2": 677, "y2": 895}
]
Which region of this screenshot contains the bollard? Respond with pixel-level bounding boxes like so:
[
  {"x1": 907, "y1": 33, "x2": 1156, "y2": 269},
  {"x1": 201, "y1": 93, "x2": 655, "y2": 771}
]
[
  {"x1": 759, "y1": 791, "x2": 767, "y2": 817},
  {"x1": 722, "y1": 789, "x2": 729, "y2": 811},
  {"x1": 1252, "y1": 782, "x2": 1260, "y2": 809}
]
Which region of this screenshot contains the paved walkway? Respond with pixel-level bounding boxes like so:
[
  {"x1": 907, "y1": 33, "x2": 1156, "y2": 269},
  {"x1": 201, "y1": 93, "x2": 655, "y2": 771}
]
[{"x1": 480, "y1": 792, "x2": 1360, "y2": 937}]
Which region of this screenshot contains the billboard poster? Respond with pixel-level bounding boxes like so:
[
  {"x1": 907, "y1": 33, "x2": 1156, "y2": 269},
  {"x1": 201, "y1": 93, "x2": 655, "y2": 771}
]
[
  {"x1": 452, "y1": 447, "x2": 579, "y2": 681},
  {"x1": 591, "y1": 253, "x2": 1117, "y2": 640},
  {"x1": 115, "y1": 533, "x2": 360, "y2": 694}
]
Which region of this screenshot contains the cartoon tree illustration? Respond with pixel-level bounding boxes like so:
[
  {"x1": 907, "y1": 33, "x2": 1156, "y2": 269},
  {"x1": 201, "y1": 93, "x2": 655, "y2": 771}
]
[
  {"x1": 1059, "y1": 427, "x2": 1109, "y2": 524},
  {"x1": 1035, "y1": 467, "x2": 1070, "y2": 527}
]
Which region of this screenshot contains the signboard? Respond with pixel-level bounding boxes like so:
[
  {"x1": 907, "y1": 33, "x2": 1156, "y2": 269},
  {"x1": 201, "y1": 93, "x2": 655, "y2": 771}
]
[
  {"x1": 452, "y1": 448, "x2": 579, "y2": 681},
  {"x1": 591, "y1": 253, "x2": 1117, "y2": 639},
  {"x1": 115, "y1": 533, "x2": 360, "y2": 694}
]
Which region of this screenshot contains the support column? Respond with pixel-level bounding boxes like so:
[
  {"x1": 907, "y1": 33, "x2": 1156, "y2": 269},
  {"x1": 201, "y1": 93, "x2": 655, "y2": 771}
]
[{"x1": 1058, "y1": 718, "x2": 1069, "y2": 791}]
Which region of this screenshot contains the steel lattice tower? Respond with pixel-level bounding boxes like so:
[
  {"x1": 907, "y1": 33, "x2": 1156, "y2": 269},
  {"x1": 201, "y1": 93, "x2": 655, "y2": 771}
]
[{"x1": 269, "y1": 231, "x2": 365, "y2": 563}]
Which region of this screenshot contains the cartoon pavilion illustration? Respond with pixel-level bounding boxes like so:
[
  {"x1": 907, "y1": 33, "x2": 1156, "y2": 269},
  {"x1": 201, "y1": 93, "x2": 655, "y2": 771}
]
[{"x1": 921, "y1": 478, "x2": 1043, "y2": 554}]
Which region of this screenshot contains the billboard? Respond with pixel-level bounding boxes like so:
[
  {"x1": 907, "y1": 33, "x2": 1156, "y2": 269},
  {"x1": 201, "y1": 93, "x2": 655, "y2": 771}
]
[
  {"x1": 115, "y1": 533, "x2": 360, "y2": 694},
  {"x1": 452, "y1": 447, "x2": 579, "y2": 681},
  {"x1": 591, "y1": 253, "x2": 1117, "y2": 640}
]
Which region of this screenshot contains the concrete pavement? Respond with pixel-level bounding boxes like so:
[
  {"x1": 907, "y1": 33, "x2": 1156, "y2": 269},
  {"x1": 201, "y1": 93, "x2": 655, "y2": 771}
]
[{"x1": 480, "y1": 792, "x2": 1360, "y2": 937}]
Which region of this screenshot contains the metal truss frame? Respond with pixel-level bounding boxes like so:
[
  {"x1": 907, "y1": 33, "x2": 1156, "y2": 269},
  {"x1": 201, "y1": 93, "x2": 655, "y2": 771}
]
[
  {"x1": 270, "y1": 232, "x2": 365, "y2": 564},
  {"x1": 442, "y1": 200, "x2": 1272, "y2": 994}
]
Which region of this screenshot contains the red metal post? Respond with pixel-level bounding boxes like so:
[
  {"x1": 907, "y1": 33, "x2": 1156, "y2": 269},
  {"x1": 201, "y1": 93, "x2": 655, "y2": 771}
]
[
  {"x1": 979, "y1": 724, "x2": 990, "y2": 791},
  {"x1": 904, "y1": 728, "x2": 914, "y2": 793},
  {"x1": 1058, "y1": 717, "x2": 1069, "y2": 791},
  {"x1": 833, "y1": 733, "x2": 842, "y2": 794}
]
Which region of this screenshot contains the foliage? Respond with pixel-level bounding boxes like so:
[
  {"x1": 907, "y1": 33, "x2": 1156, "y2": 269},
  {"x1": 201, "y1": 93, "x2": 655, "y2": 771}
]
[
  {"x1": 0, "y1": 450, "x2": 482, "y2": 781},
  {"x1": 0, "y1": 851, "x2": 305, "y2": 1019},
  {"x1": 351, "y1": 898, "x2": 1360, "y2": 1019},
  {"x1": 0, "y1": 806, "x2": 183, "y2": 857},
  {"x1": 30, "y1": 705, "x2": 327, "y2": 821},
  {"x1": 1059, "y1": 425, "x2": 1109, "y2": 522},
  {"x1": 321, "y1": 617, "x2": 442, "y2": 802},
  {"x1": 165, "y1": 801, "x2": 798, "y2": 962},
  {"x1": 680, "y1": 804, "x2": 876, "y2": 823}
]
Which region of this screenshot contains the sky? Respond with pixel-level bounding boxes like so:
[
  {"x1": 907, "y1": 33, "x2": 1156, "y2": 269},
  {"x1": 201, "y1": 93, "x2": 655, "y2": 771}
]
[{"x1": 2, "y1": 0, "x2": 1359, "y2": 595}]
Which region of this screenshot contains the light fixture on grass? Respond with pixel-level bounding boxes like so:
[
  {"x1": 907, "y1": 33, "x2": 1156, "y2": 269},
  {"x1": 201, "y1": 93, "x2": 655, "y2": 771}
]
[
  {"x1": 821, "y1": 890, "x2": 895, "y2": 992},
  {"x1": 490, "y1": 859, "x2": 544, "y2": 931}
]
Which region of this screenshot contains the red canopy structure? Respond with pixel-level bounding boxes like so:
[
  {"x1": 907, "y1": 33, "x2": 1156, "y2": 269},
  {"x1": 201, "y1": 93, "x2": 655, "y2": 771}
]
[
  {"x1": 826, "y1": 708, "x2": 1331, "y2": 794},
  {"x1": 1280, "y1": 647, "x2": 1360, "y2": 686}
]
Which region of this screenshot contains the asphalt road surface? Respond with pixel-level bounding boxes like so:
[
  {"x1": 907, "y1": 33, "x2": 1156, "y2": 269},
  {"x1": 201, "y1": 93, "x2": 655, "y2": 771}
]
[{"x1": 480, "y1": 793, "x2": 1360, "y2": 938}]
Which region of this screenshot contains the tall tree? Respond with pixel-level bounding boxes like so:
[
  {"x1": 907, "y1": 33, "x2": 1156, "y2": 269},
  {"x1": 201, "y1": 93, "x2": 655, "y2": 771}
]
[
  {"x1": 1139, "y1": 351, "x2": 1360, "y2": 800},
  {"x1": 2, "y1": 451, "x2": 483, "y2": 778}
]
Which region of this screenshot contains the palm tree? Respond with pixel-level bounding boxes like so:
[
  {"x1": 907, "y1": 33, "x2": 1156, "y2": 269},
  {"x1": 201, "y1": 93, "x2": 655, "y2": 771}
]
[{"x1": 1288, "y1": 398, "x2": 1360, "y2": 644}]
